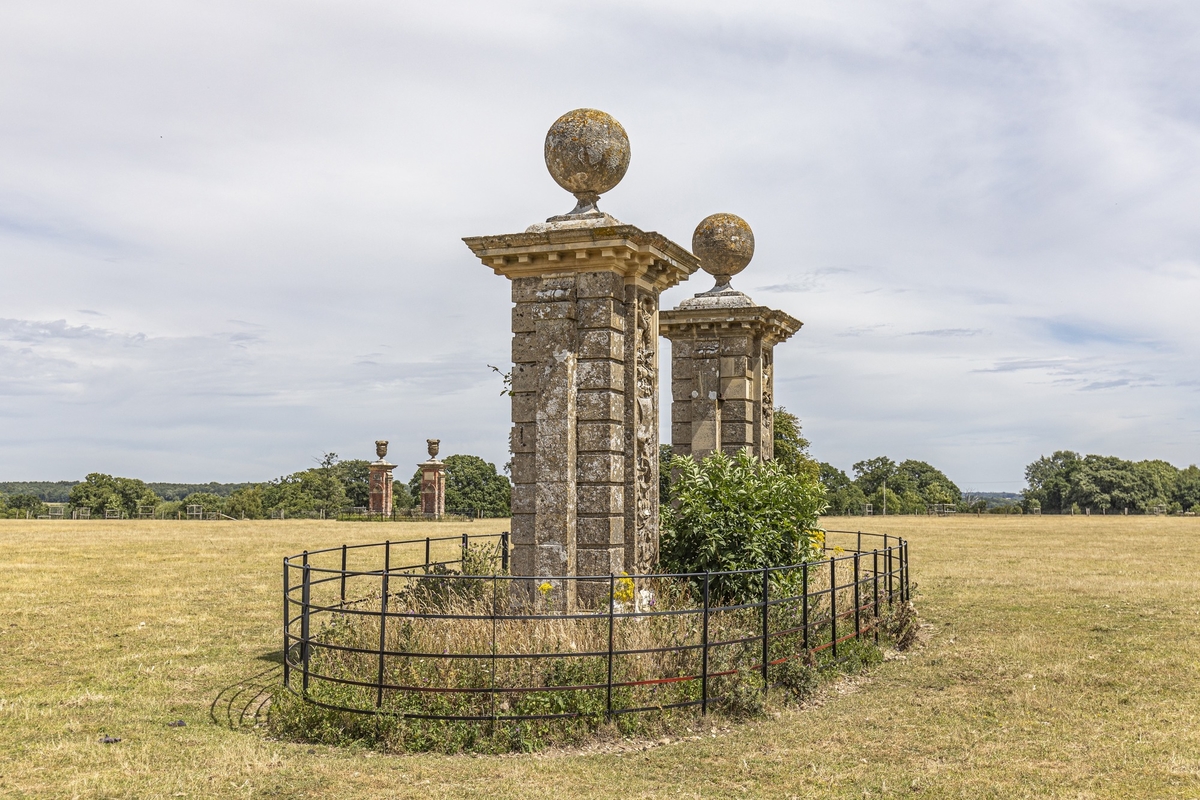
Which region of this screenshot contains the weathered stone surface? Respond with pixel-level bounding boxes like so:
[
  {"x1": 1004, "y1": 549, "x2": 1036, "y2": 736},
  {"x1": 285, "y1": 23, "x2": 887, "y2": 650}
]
[
  {"x1": 510, "y1": 423, "x2": 536, "y2": 453},
  {"x1": 578, "y1": 422, "x2": 624, "y2": 452},
  {"x1": 576, "y1": 271, "x2": 625, "y2": 299},
  {"x1": 465, "y1": 209, "x2": 701, "y2": 607},
  {"x1": 509, "y1": 453, "x2": 535, "y2": 484},
  {"x1": 577, "y1": 359, "x2": 625, "y2": 392},
  {"x1": 577, "y1": 516, "x2": 623, "y2": 546},
  {"x1": 576, "y1": 546, "x2": 623, "y2": 578},
  {"x1": 577, "y1": 299, "x2": 625, "y2": 330},
  {"x1": 576, "y1": 390, "x2": 623, "y2": 422},
  {"x1": 577, "y1": 452, "x2": 624, "y2": 483},
  {"x1": 579, "y1": 329, "x2": 624, "y2": 360}
]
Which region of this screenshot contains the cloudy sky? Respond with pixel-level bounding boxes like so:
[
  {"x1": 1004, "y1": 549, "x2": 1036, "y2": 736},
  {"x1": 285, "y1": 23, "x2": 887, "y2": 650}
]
[{"x1": 2, "y1": 0, "x2": 1198, "y2": 489}]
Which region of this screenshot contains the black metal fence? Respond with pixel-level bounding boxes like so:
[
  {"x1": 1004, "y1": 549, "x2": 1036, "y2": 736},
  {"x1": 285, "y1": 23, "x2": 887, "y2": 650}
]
[{"x1": 282, "y1": 530, "x2": 909, "y2": 723}]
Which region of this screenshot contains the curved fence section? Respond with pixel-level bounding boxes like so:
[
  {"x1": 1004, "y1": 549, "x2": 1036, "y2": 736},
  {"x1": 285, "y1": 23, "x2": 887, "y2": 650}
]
[{"x1": 282, "y1": 530, "x2": 909, "y2": 722}]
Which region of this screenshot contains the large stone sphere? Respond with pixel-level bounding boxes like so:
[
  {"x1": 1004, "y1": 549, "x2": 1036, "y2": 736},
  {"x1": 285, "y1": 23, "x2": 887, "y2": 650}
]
[
  {"x1": 692, "y1": 213, "x2": 755, "y2": 280},
  {"x1": 544, "y1": 109, "x2": 631, "y2": 200}
]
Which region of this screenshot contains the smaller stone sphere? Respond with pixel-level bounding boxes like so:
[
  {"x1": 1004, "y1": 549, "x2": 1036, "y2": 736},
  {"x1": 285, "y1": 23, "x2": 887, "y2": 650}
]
[
  {"x1": 692, "y1": 213, "x2": 755, "y2": 280},
  {"x1": 544, "y1": 109, "x2": 631, "y2": 200}
]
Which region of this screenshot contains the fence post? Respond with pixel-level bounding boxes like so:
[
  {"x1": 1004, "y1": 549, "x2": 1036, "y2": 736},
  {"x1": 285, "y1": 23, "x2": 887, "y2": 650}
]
[
  {"x1": 886, "y1": 539, "x2": 894, "y2": 606},
  {"x1": 606, "y1": 573, "x2": 615, "y2": 720},
  {"x1": 854, "y1": 551, "x2": 861, "y2": 640},
  {"x1": 339, "y1": 544, "x2": 347, "y2": 609},
  {"x1": 904, "y1": 540, "x2": 911, "y2": 602},
  {"x1": 829, "y1": 556, "x2": 838, "y2": 659},
  {"x1": 491, "y1": 574, "x2": 498, "y2": 729},
  {"x1": 461, "y1": 533, "x2": 469, "y2": 568},
  {"x1": 301, "y1": 562, "x2": 312, "y2": 694},
  {"x1": 500, "y1": 531, "x2": 509, "y2": 573},
  {"x1": 701, "y1": 572, "x2": 710, "y2": 715},
  {"x1": 872, "y1": 549, "x2": 880, "y2": 645},
  {"x1": 377, "y1": 541, "x2": 390, "y2": 708},
  {"x1": 802, "y1": 561, "x2": 809, "y2": 656},
  {"x1": 424, "y1": 537, "x2": 431, "y2": 573},
  {"x1": 761, "y1": 566, "x2": 770, "y2": 694},
  {"x1": 282, "y1": 558, "x2": 290, "y2": 688}
]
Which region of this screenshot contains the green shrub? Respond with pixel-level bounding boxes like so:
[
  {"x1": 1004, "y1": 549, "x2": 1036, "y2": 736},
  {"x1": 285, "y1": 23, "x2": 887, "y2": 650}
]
[
  {"x1": 773, "y1": 658, "x2": 818, "y2": 702},
  {"x1": 660, "y1": 448, "x2": 826, "y2": 604}
]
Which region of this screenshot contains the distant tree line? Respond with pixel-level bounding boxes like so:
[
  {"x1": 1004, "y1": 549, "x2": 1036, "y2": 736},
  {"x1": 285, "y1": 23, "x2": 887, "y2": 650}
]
[
  {"x1": 0, "y1": 451, "x2": 511, "y2": 519},
  {"x1": 1023, "y1": 451, "x2": 1200, "y2": 515}
]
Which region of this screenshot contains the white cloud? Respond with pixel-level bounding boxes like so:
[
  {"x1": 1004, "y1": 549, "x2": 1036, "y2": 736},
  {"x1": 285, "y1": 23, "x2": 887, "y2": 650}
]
[{"x1": 1, "y1": 0, "x2": 1198, "y2": 485}]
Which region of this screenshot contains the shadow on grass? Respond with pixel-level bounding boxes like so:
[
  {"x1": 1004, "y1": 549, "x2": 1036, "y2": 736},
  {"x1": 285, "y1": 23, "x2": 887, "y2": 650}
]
[{"x1": 209, "y1": 655, "x2": 282, "y2": 730}]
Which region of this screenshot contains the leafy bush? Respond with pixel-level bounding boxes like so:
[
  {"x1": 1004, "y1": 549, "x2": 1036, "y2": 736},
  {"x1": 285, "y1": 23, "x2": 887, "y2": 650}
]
[{"x1": 660, "y1": 448, "x2": 826, "y2": 603}]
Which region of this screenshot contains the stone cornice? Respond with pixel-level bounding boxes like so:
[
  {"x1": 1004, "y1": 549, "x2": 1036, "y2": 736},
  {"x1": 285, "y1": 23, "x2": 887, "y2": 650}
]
[
  {"x1": 659, "y1": 305, "x2": 802, "y2": 347},
  {"x1": 463, "y1": 224, "x2": 700, "y2": 293}
]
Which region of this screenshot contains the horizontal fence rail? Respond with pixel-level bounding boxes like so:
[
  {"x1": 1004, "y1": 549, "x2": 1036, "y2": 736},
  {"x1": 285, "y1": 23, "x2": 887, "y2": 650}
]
[{"x1": 282, "y1": 530, "x2": 909, "y2": 723}]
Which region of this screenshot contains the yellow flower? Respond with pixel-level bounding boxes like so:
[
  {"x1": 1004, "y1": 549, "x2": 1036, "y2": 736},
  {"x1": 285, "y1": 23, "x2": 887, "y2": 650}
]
[
  {"x1": 613, "y1": 573, "x2": 635, "y2": 604},
  {"x1": 538, "y1": 581, "x2": 553, "y2": 595}
]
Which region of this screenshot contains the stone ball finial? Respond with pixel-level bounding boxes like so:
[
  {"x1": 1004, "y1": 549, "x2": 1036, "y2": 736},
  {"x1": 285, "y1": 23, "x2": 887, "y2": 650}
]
[
  {"x1": 426, "y1": 438, "x2": 440, "y2": 459},
  {"x1": 375, "y1": 440, "x2": 388, "y2": 459},
  {"x1": 692, "y1": 213, "x2": 755, "y2": 287},
  {"x1": 544, "y1": 109, "x2": 630, "y2": 216}
]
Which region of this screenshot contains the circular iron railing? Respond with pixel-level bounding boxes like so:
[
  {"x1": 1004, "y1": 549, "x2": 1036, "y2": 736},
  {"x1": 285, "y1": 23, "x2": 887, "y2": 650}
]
[{"x1": 282, "y1": 530, "x2": 909, "y2": 722}]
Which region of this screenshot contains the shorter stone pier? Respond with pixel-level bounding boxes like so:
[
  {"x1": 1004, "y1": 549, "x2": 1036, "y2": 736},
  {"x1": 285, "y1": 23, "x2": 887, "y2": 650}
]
[{"x1": 660, "y1": 214, "x2": 801, "y2": 461}]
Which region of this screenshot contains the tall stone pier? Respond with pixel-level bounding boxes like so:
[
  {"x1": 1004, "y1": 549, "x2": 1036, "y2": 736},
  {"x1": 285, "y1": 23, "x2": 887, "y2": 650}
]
[
  {"x1": 368, "y1": 440, "x2": 396, "y2": 515},
  {"x1": 660, "y1": 214, "x2": 801, "y2": 461},
  {"x1": 464, "y1": 109, "x2": 698, "y2": 598}
]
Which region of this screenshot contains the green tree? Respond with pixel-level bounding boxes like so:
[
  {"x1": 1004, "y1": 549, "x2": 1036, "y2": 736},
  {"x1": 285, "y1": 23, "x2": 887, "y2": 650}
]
[
  {"x1": 5, "y1": 493, "x2": 46, "y2": 517},
  {"x1": 182, "y1": 492, "x2": 226, "y2": 515},
  {"x1": 69, "y1": 473, "x2": 160, "y2": 517},
  {"x1": 660, "y1": 449, "x2": 827, "y2": 603},
  {"x1": 772, "y1": 407, "x2": 817, "y2": 479},
  {"x1": 407, "y1": 454, "x2": 512, "y2": 517},
  {"x1": 335, "y1": 459, "x2": 372, "y2": 508},
  {"x1": 225, "y1": 486, "x2": 265, "y2": 519},
  {"x1": 852, "y1": 457, "x2": 898, "y2": 498},
  {"x1": 818, "y1": 463, "x2": 867, "y2": 516},
  {"x1": 1177, "y1": 465, "x2": 1200, "y2": 512}
]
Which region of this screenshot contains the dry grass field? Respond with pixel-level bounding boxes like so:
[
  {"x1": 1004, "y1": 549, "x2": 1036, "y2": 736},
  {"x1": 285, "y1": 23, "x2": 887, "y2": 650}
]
[{"x1": 2, "y1": 515, "x2": 1198, "y2": 798}]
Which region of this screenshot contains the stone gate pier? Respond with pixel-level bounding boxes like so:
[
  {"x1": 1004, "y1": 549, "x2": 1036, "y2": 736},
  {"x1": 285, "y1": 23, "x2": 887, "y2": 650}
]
[
  {"x1": 660, "y1": 214, "x2": 802, "y2": 461},
  {"x1": 464, "y1": 109, "x2": 698, "y2": 602}
]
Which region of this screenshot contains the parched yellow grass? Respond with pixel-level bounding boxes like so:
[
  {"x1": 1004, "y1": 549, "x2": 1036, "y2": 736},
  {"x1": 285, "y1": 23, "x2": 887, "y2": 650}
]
[{"x1": 2, "y1": 515, "x2": 1199, "y2": 798}]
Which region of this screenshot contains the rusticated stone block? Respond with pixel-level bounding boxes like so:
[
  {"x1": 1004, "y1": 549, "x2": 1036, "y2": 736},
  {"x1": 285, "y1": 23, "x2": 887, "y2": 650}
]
[
  {"x1": 577, "y1": 390, "x2": 623, "y2": 422},
  {"x1": 511, "y1": 332, "x2": 540, "y2": 364},
  {"x1": 577, "y1": 298, "x2": 625, "y2": 330},
  {"x1": 577, "y1": 422, "x2": 623, "y2": 453},
  {"x1": 578, "y1": 484, "x2": 623, "y2": 515},
  {"x1": 577, "y1": 452, "x2": 624, "y2": 483},
  {"x1": 576, "y1": 546, "x2": 623, "y2": 577},
  {"x1": 722, "y1": 399, "x2": 753, "y2": 422},
  {"x1": 672, "y1": 382, "x2": 695, "y2": 404},
  {"x1": 671, "y1": 402, "x2": 692, "y2": 423},
  {"x1": 510, "y1": 514, "x2": 535, "y2": 546},
  {"x1": 512, "y1": 392, "x2": 536, "y2": 424},
  {"x1": 576, "y1": 271, "x2": 624, "y2": 299},
  {"x1": 577, "y1": 359, "x2": 624, "y2": 391},
  {"x1": 719, "y1": 356, "x2": 749, "y2": 379},
  {"x1": 531, "y1": 302, "x2": 576, "y2": 322},
  {"x1": 720, "y1": 335, "x2": 753, "y2": 356},
  {"x1": 671, "y1": 357, "x2": 695, "y2": 380},
  {"x1": 721, "y1": 421, "x2": 754, "y2": 447},
  {"x1": 510, "y1": 423, "x2": 535, "y2": 453},
  {"x1": 511, "y1": 363, "x2": 537, "y2": 391},
  {"x1": 513, "y1": 276, "x2": 574, "y2": 304},
  {"x1": 512, "y1": 304, "x2": 537, "y2": 333},
  {"x1": 577, "y1": 516, "x2": 623, "y2": 547},
  {"x1": 509, "y1": 453, "x2": 535, "y2": 484},
  {"x1": 511, "y1": 484, "x2": 535, "y2": 515},
  {"x1": 580, "y1": 329, "x2": 624, "y2": 360}
]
